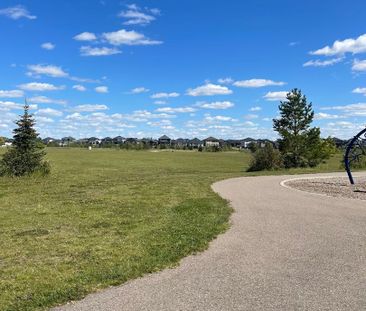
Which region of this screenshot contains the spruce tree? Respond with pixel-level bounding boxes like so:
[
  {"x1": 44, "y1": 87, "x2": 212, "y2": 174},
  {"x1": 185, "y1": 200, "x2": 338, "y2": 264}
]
[
  {"x1": 0, "y1": 103, "x2": 50, "y2": 176},
  {"x1": 273, "y1": 88, "x2": 333, "y2": 168}
]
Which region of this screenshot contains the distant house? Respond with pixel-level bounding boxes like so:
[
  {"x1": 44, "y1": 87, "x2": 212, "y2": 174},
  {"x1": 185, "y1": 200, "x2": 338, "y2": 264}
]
[
  {"x1": 188, "y1": 138, "x2": 203, "y2": 148},
  {"x1": 60, "y1": 136, "x2": 75, "y2": 147},
  {"x1": 158, "y1": 135, "x2": 171, "y2": 146},
  {"x1": 175, "y1": 138, "x2": 189, "y2": 147},
  {"x1": 101, "y1": 137, "x2": 113, "y2": 145},
  {"x1": 125, "y1": 137, "x2": 138, "y2": 144},
  {"x1": 42, "y1": 137, "x2": 55, "y2": 144},
  {"x1": 88, "y1": 137, "x2": 101, "y2": 146},
  {"x1": 203, "y1": 137, "x2": 220, "y2": 147},
  {"x1": 113, "y1": 136, "x2": 125, "y2": 144}
]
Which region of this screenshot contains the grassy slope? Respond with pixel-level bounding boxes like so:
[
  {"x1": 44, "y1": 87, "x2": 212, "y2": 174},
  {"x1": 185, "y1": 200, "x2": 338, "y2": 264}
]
[{"x1": 0, "y1": 148, "x2": 343, "y2": 310}]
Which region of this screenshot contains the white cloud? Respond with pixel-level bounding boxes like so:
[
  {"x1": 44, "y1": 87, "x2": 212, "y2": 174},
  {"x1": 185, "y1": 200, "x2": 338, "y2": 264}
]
[
  {"x1": 0, "y1": 90, "x2": 24, "y2": 98},
  {"x1": 196, "y1": 101, "x2": 234, "y2": 109},
  {"x1": 314, "y1": 112, "x2": 343, "y2": 120},
  {"x1": 250, "y1": 106, "x2": 262, "y2": 112},
  {"x1": 102, "y1": 29, "x2": 162, "y2": 46},
  {"x1": 80, "y1": 46, "x2": 121, "y2": 56},
  {"x1": 217, "y1": 77, "x2": 233, "y2": 84},
  {"x1": 154, "y1": 100, "x2": 167, "y2": 105},
  {"x1": 27, "y1": 64, "x2": 68, "y2": 78},
  {"x1": 303, "y1": 57, "x2": 343, "y2": 67},
  {"x1": 73, "y1": 32, "x2": 97, "y2": 41},
  {"x1": 28, "y1": 96, "x2": 67, "y2": 105},
  {"x1": 95, "y1": 86, "x2": 108, "y2": 93},
  {"x1": 0, "y1": 5, "x2": 36, "y2": 20},
  {"x1": 156, "y1": 107, "x2": 196, "y2": 113},
  {"x1": 244, "y1": 114, "x2": 258, "y2": 120},
  {"x1": 18, "y1": 82, "x2": 65, "y2": 92},
  {"x1": 187, "y1": 83, "x2": 233, "y2": 96},
  {"x1": 72, "y1": 104, "x2": 109, "y2": 112},
  {"x1": 243, "y1": 121, "x2": 256, "y2": 127},
  {"x1": 352, "y1": 87, "x2": 366, "y2": 96},
  {"x1": 131, "y1": 87, "x2": 149, "y2": 94},
  {"x1": 263, "y1": 91, "x2": 288, "y2": 101},
  {"x1": 41, "y1": 42, "x2": 55, "y2": 50},
  {"x1": 205, "y1": 115, "x2": 238, "y2": 122},
  {"x1": 72, "y1": 85, "x2": 87, "y2": 92},
  {"x1": 327, "y1": 121, "x2": 354, "y2": 129},
  {"x1": 151, "y1": 92, "x2": 180, "y2": 99},
  {"x1": 37, "y1": 108, "x2": 63, "y2": 117},
  {"x1": 119, "y1": 4, "x2": 159, "y2": 26},
  {"x1": 233, "y1": 79, "x2": 286, "y2": 88},
  {"x1": 320, "y1": 103, "x2": 366, "y2": 117},
  {"x1": 352, "y1": 59, "x2": 366, "y2": 72},
  {"x1": 0, "y1": 100, "x2": 24, "y2": 111},
  {"x1": 311, "y1": 33, "x2": 366, "y2": 56}
]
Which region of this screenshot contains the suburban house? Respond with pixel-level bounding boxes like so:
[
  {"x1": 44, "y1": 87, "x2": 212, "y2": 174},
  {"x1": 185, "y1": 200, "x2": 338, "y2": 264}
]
[
  {"x1": 203, "y1": 137, "x2": 220, "y2": 147},
  {"x1": 175, "y1": 138, "x2": 189, "y2": 147},
  {"x1": 158, "y1": 135, "x2": 171, "y2": 146},
  {"x1": 188, "y1": 138, "x2": 203, "y2": 148}
]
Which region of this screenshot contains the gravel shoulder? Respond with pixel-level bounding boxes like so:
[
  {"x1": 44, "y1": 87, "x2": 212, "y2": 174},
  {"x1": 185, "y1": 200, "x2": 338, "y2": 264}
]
[{"x1": 284, "y1": 176, "x2": 366, "y2": 201}]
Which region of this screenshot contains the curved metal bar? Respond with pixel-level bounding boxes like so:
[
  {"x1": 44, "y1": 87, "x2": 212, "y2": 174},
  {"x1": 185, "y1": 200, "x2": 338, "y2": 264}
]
[{"x1": 344, "y1": 127, "x2": 366, "y2": 184}]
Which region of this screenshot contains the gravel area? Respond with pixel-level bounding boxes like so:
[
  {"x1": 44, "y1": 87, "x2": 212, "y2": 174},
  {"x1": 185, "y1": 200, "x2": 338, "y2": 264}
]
[{"x1": 285, "y1": 176, "x2": 366, "y2": 200}]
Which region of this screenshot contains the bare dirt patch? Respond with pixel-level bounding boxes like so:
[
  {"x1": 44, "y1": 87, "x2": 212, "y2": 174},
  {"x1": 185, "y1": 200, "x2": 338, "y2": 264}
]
[{"x1": 285, "y1": 176, "x2": 366, "y2": 201}]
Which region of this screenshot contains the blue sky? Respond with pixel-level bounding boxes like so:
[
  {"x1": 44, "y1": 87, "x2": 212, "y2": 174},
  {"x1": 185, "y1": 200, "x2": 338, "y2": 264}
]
[{"x1": 0, "y1": 0, "x2": 366, "y2": 139}]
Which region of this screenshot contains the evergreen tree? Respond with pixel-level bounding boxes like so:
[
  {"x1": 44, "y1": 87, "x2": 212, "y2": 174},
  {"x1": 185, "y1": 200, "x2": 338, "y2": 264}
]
[
  {"x1": 273, "y1": 88, "x2": 334, "y2": 168},
  {"x1": 0, "y1": 103, "x2": 50, "y2": 176}
]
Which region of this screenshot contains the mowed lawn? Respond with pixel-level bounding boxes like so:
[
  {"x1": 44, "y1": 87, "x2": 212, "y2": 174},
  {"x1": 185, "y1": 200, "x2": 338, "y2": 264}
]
[{"x1": 0, "y1": 148, "x2": 343, "y2": 311}]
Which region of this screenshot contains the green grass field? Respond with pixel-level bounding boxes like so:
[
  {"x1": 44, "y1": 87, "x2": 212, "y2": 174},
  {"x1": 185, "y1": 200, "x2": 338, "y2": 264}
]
[{"x1": 0, "y1": 148, "x2": 344, "y2": 310}]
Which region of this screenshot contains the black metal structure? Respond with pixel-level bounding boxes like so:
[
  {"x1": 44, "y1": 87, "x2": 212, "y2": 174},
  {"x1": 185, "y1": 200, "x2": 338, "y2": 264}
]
[{"x1": 344, "y1": 127, "x2": 366, "y2": 184}]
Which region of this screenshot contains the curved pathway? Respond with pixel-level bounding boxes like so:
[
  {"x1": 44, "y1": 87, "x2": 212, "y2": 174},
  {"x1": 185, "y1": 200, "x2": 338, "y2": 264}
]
[{"x1": 53, "y1": 172, "x2": 366, "y2": 311}]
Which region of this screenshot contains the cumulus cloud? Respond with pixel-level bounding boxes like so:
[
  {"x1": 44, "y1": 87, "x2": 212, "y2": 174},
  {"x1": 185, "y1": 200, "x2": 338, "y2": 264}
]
[
  {"x1": 0, "y1": 90, "x2": 24, "y2": 98},
  {"x1": 352, "y1": 59, "x2": 366, "y2": 72},
  {"x1": 352, "y1": 87, "x2": 366, "y2": 96},
  {"x1": 217, "y1": 77, "x2": 233, "y2": 84},
  {"x1": 154, "y1": 100, "x2": 167, "y2": 105},
  {"x1": 72, "y1": 104, "x2": 109, "y2": 112},
  {"x1": 27, "y1": 64, "x2": 68, "y2": 78},
  {"x1": 187, "y1": 83, "x2": 232, "y2": 96},
  {"x1": 72, "y1": 85, "x2": 87, "y2": 92},
  {"x1": 18, "y1": 82, "x2": 65, "y2": 92},
  {"x1": 131, "y1": 87, "x2": 149, "y2": 94},
  {"x1": 0, "y1": 100, "x2": 25, "y2": 111},
  {"x1": 37, "y1": 108, "x2": 63, "y2": 117},
  {"x1": 320, "y1": 103, "x2": 366, "y2": 117},
  {"x1": 233, "y1": 79, "x2": 286, "y2": 88},
  {"x1": 250, "y1": 106, "x2": 262, "y2": 111},
  {"x1": 263, "y1": 91, "x2": 288, "y2": 101},
  {"x1": 156, "y1": 107, "x2": 196, "y2": 113},
  {"x1": 41, "y1": 42, "x2": 55, "y2": 50},
  {"x1": 314, "y1": 112, "x2": 343, "y2": 120},
  {"x1": 204, "y1": 115, "x2": 238, "y2": 122},
  {"x1": 303, "y1": 57, "x2": 343, "y2": 67},
  {"x1": 95, "y1": 86, "x2": 108, "y2": 93},
  {"x1": 196, "y1": 101, "x2": 234, "y2": 109},
  {"x1": 28, "y1": 96, "x2": 67, "y2": 105},
  {"x1": 119, "y1": 4, "x2": 160, "y2": 26},
  {"x1": 80, "y1": 46, "x2": 121, "y2": 56},
  {"x1": 311, "y1": 33, "x2": 366, "y2": 56},
  {"x1": 102, "y1": 29, "x2": 162, "y2": 46},
  {"x1": 0, "y1": 5, "x2": 36, "y2": 20},
  {"x1": 73, "y1": 32, "x2": 97, "y2": 41},
  {"x1": 151, "y1": 92, "x2": 179, "y2": 99}
]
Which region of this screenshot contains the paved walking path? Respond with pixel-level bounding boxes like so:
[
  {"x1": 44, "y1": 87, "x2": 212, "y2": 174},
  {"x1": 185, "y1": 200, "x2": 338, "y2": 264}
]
[{"x1": 53, "y1": 172, "x2": 366, "y2": 311}]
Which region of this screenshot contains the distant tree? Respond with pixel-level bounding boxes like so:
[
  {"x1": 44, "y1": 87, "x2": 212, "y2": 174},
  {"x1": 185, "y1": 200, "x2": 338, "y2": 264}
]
[
  {"x1": 273, "y1": 89, "x2": 334, "y2": 168},
  {"x1": 0, "y1": 104, "x2": 50, "y2": 176},
  {"x1": 0, "y1": 137, "x2": 5, "y2": 146}
]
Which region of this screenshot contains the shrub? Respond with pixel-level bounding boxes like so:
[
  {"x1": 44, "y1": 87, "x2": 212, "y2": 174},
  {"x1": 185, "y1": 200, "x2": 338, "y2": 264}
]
[{"x1": 247, "y1": 143, "x2": 283, "y2": 172}]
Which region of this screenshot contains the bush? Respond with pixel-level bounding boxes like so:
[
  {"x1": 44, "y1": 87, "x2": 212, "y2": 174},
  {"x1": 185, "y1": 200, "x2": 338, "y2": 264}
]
[{"x1": 247, "y1": 143, "x2": 283, "y2": 172}]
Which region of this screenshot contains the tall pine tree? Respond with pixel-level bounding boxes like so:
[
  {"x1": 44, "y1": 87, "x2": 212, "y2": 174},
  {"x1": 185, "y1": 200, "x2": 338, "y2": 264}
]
[
  {"x1": 0, "y1": 103, "x2": 50, "y2": 176},
  {"x1": 273, "y1": 88, "x2": 334, "y2": 168}
]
